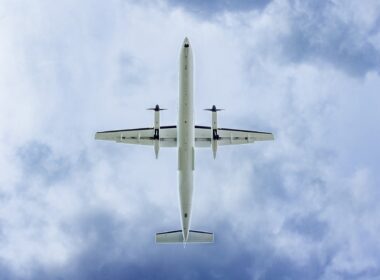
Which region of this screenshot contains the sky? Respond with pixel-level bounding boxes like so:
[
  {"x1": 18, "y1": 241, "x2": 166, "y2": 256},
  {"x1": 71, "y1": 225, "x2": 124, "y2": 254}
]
[{"x1": 1, "y1": 0, "x2": 380, "y2": 279}]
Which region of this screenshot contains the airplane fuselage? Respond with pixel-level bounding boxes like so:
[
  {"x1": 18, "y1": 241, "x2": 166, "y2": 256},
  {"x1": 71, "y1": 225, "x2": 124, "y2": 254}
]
[{"x1": 178, "y1": 38, "x2": 193, "y2": 242}]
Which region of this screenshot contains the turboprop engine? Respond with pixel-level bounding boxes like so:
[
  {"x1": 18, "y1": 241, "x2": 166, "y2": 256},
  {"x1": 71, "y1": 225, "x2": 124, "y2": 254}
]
[
  {"x1": 147, "y1": 104, "x2": 166, "y2": 158},
  {"x1": 204, "y1": 105, "x2": 224, "y2": 159}
]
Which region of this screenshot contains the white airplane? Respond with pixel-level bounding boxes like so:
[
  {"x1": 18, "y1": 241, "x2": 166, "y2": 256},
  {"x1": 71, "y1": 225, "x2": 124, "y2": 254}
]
[{"x1": 95, "y1": 37, "x2": 274, "y2": 244}]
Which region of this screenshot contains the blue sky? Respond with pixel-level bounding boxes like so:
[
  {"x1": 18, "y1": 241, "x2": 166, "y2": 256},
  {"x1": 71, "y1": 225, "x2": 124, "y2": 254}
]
[{"x1": 1, "y1": 0, "x2": 380, "y2": 279}]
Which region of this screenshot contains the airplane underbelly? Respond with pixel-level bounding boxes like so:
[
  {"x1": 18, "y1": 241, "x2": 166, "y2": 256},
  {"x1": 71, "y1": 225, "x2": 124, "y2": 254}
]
[{"x1": 178, "y1": 41, "x2": 194, "y2": 236}]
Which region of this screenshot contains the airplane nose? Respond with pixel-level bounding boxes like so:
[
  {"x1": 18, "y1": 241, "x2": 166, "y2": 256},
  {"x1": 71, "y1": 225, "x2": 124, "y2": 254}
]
[{"x1": 183, "y1": 37, "x2": 190, "y2": 48}]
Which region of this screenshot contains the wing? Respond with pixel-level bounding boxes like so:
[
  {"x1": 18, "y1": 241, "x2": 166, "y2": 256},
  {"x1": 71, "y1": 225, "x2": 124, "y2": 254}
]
[
  {"x1": 194, "y1": 125, "x2": 213, "y2": 147},
  {"x1": 195, "y1": 125, "x2": 274, "y2": 147},
  {"x1": 95, "y1": 126, "x2": 177, "y2": 147}
]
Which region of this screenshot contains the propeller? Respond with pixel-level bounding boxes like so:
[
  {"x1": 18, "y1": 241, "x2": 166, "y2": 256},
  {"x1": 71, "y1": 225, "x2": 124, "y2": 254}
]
[
  {"x1": 147, "y1": 104, "x2": 167, "y2": 111},
  {"x1": 204, "y1": 105, "x2": 224, "y2": 112}
]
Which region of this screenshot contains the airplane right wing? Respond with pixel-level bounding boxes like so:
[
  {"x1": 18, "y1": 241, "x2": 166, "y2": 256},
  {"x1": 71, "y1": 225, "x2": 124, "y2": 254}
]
[{"x1": 95, "y1": 126, "x2": 177, "y2": 147}]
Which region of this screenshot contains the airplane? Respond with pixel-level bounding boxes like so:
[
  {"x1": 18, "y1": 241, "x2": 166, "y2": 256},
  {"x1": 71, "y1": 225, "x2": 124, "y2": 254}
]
[{"x1": 95, "y1": 37, "x2": 274, "y2": 244}]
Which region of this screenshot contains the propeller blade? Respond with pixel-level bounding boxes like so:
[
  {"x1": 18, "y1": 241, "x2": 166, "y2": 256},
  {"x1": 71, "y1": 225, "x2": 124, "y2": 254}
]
[
  {"x1": 204, "y1": 105, "x2": 224, "y2": 112},
  {"x1": 147, "y1": 105, "x2": 167, "y2": 111}
]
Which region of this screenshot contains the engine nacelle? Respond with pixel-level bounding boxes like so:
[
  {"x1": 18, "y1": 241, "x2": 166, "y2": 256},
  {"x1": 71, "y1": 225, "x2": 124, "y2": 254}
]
[
  {"x1": 205, "y1": 105, "x2": 223, "y2": 159},
  {"x1": 147, "y1": 104, "x2": 166, "y2": 159}
]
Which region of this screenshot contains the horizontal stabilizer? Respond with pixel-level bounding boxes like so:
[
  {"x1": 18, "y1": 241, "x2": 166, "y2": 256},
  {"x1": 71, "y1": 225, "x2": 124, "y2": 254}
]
[{"x1": 156, "y1": 230, "x2": 214, "y2": 244}]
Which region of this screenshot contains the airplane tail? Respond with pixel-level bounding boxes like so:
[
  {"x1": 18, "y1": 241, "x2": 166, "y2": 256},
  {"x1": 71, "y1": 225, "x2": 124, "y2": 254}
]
[{"x1": 155, "y1": 230, "x2": 214, "y2": 244}]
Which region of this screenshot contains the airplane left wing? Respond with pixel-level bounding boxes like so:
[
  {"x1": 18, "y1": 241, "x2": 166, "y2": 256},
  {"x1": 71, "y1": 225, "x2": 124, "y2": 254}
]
[
  {"x1": 218, "y1": 127, "x2": 274, "y2": 145},
  {"x1": 95, "y1": 126, "x2": 177, "y2": 147},
  {"x1": 195, "y1": 126, "x2": 274, "y2": 147}
]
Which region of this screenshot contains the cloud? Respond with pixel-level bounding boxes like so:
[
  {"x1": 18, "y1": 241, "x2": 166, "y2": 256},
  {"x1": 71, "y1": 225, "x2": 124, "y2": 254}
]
[
  {"x1": 167, "y1": 0, "x2": 272, "y2": 16},
  {"x1": 0, "y1": 0, "x2": 380, "y2": 279},
  {"x1": 280, "y1": 1, "x2": 380, "y2": 76}
]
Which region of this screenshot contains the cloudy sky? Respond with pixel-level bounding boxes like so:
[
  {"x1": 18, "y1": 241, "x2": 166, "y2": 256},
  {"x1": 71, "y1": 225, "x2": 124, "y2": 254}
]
[{"x1": 1, "y1": 0, "x2": 380, "y2": 279}]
